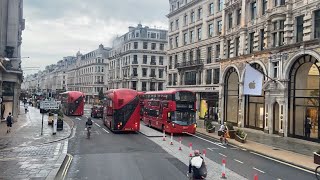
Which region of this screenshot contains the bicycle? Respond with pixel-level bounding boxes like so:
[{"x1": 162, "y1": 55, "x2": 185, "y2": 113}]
[
  {"x1": 220, "y1": 131, "x2": 229, "y2": 145},
  {"x1": 316, "y1": 165, "x2": 320, "y2": 180},
  {"x1": 86, "y1": 126, "x2": 92, "y2": 139}
]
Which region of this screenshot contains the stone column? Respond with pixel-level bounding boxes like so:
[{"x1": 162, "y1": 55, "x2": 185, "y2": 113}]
[
  {"x1": 219, "y1": 83, "x2": 225, "y2": 124},
  {"x1": 278, "y1": 100, "x2": 285, "y2": 136},
  {"x1": 238, "y1": 82, "x2": 245, "y2": 128}
]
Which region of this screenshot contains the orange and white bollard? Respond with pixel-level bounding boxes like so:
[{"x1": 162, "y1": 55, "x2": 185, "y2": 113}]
[
  {"x1": 162, "y1": 129, "x2": 166, "y2": 141},
  {"x1": 170, "y1": 133, "x2": 173, "y2": 145},
  {"x1": 178, "y1": 137, "x2": 182, "y2": 150},
  {"x1": 189, "y1": 143, "x2": 193, "y2": 157},
  {"x1": 202, "y1": 149, "x2": 206, "y2": 158},
  {"x1": 221, "y1": 158, "x2": 226, "y2": 179},
  {"x1": 254, "y1": 174, "x2": 258, "y2": 180}
]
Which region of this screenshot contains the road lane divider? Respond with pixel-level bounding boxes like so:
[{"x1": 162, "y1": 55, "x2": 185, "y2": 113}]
[
  {"x1": 185, "y1": 132, "x2": 226, "y2": 149},
  {"x1": 95, "y1": 123, "x2": 101, "y2": 127},
  {"x1": 102, "y1": 128, "x2": 110, "y2": 133},
  {"x1": 234, "y1": 159, "x2": 244, "y2": 164},
  {"x1": 219, "y1": 153, "x2": 227, "y2": 157},
  {"x1": 250, "y1": 151, "x2": 315, "y2": 174},
  {"x1": 253, "y1": 167, "x2": 265, "y2": 174},
  {"x1": 61, "y1": 153, "x2": 73, "y2": 179}
]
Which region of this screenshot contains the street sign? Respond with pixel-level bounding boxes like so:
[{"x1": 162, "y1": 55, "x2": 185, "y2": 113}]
[{"x1": 40, "y1": 100, "x2": 59, "y2": 110}]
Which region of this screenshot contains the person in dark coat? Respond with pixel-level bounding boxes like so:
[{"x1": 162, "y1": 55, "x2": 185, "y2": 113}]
[
  {"x1": 305, "y1": 118, "x2": 311, "y2": 139},
  {"x1": 6, "y1": 112, "x2": 13, "y2": 133}
]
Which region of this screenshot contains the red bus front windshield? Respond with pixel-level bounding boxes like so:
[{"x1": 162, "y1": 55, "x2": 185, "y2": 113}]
[{"x1": 171, "y1": 111, "x2": 196, "y2": 126}]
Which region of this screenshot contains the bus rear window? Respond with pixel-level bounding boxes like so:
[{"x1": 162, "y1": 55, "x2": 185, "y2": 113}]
[{"x1": 175, "y1": 91, "x2": 195, "y2": 101}]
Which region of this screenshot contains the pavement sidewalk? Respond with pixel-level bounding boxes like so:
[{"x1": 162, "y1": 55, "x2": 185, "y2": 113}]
[
  {"x1": 196, "y1": 120, "x2": 320, "y2": 172},
  {"x1": 0, "y1": 103, "x2": 72, "y2": 180}
]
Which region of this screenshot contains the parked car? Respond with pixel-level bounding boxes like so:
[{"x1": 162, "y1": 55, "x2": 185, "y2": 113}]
[{"x1": 91, "y1": 105, "x2": 103, "y2": 118}]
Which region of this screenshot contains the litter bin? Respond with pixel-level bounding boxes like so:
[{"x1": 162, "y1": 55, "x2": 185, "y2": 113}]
[{"x1": 57, "y1": 119, "x2": 63, "y2": 131}]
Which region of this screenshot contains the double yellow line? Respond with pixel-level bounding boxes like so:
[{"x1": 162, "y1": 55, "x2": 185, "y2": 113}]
[{"x1": 61, "y1": 153, "x2": 73, "y2": 179}]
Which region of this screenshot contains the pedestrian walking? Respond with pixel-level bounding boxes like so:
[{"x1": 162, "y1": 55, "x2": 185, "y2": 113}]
[
  {"x1": 6, "y1": 112, "x2": 13, "y2": 133},
  {"x1": 305, "y1": 117, "x2": 311, "y2": 139},
  {"x1": 24, "y1": 103, "x2": 28, "y2": 113}
]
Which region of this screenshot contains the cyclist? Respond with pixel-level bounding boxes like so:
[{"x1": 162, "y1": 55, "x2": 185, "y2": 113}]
[
  {"x1": 219, "y1": 122, "x2": 229, "y2": 145},
  {"x1": 188, "y1": 150, "x2": 207, "y2": 180},
  {"x1": 86, "y1": 117, "x2": 93, "y2": 138}
]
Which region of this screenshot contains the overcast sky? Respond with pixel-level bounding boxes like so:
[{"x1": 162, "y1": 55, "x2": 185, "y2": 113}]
[{"x1": 21, "y1": 0, "x2": 169, "y2": 75}]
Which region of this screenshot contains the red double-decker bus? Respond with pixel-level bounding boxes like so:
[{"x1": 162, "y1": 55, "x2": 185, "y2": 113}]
[
  {"x1": 60, "y1": 91, "x2": 85, "y2": 116},
  {"x1": 103, "y1": 89, "x2": 140, "y2": 132},
  {"x1": 142, "y1": 90, "x2": 197, "y2": 134}
]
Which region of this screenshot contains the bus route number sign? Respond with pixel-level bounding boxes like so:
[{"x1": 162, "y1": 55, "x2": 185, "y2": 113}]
[{"x1": 40, "y1": 101, "x2": 59, "y2": 110}]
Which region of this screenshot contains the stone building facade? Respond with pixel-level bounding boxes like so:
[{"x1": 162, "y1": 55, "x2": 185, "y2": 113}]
[{"x1": 108, "y1": 24, "x2": 168, "y2": 92}]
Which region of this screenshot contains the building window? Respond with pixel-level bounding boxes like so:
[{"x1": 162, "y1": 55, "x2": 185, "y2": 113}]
[
  {"x1": 251, "y1": 1, "x2": 257, "y2": 20},
  {"x1": 198, "y1": 28, "x2": 202, "y2": 40},
  {"x1": 159, "y1": 56, "x2": 164, "y2": 65},
  {"x1": 207, "y1": 46, "x2": 212, "y2": 64},
  {"x1": 219, "y1": 0, "x2": 223, "y2": 11},
  {"x1": 262, "y1": 0, "x2": 267, "y2": 15},
  {"x1": 133, "y1": 68, "x2": 137, "y2": 76},
  {"x1": 191, "y1": 11, "x2": 195, "y2": 23},
  {"x1": 151, "y1": 56, "x2": 156, "y2": 65},
  {"x1": 216, "y1": 44, "x2": 220, "y2": 58},
  {"x1": 169, "y1": 38, "x2": 173, "y2": 49},
  {"x1": 272, "y1": 20, "x2": 285, "y2": 47},
  {"x1": 208, "y1": 24, "x2": 213, "y2": 37},
  {"x1": 150, "y1": 69, "x2": 156, "y2": 77},
  {"x1": 184, "y1": 14, "x2": 188, "y2": 25},
  {"x1": 176, "y1": 19, "x2": 179, "y2": 30},
  {"x1": 175, "y1": 36, "x2": 179, "y2": 47},
  {"x1": 196, "y1": 48, "x2": 201, "y2": 60},
  {"x1": 235, "y1": 37, "x2": 240, "y2": 57},
  {"x1": 218, "y1": 20, "x2": 222, "y2": 34},
  {"x1": 169, "y1": 56, "x2": 172, "y2": 69},
  {"x1": 184, "y1": 32, "x2": 188, "y2": 45},
  {"x1": 275, "y1": 0, "x2": 285, "y2": 6},
  {"x1": 151, "y1": 43, "x2": 156, "y2": 50},
  {"x1": 133, "y1": 55, "x2": 138, "y2": 64},
  {"x1": 170, "y1": 21, "x2": 173, "y2": 31},
  {"x1": 143, "y1": 42, "x2": 148, "y2": 49},
  {"x1": 158, "y1": 83, "x2": 163, "y2": 91},
  {"x1": 209, "y1": 3, "x2": 214, "y2": 15},
  {"x1": 189, "y1": 50, "x2": 193, "y2": 61},
  {"x1": 142, "y1": 68, "x2": 147, "y2": 77},
  {"x1": 159, "y1": 69, "x2": 164, "y2": 78},
  {"x1": 142, "y1": 82, "x2": 147, "y2": 91},
  {"x1": 143, "y1": 55, "x2": 147, "y2": 64},
  {"x1": 206, "y1": 69, "x2": 212, "y2": 84},
  {"x1": 213, "y1": 69, "x2": 220, "y2": 84},
  {"x1": 173, "y1": 73, "x2": 177, "y2": 85},
  {"x1": 198, "y1": 8, "x2": 203, "y2": 20},
  {"x1": 182, "y1": 52, "x2": 186, "y2": 62},
  {"x1": 260, "y1": 29, "x2": 265, "y2": 50},
  {"x1": 273, "y1": 62, "x2": 279, "y2": 78},
  {"x1": 174, "y1": 55, "x2": 178, "y2": 68},
  {"x1": 227, "y1": 40, "x2": 231, "y2": 58},
  {"x1": 160, "y1": 43, "x2": 164, "y2": 50},
  {"x1": 190, "y1": 30, "x2": 194, "y2": 43},
  {"x1": 134, "y1": 42, "x2": 138, "y2": 49},
  {"x1": 249, "y1": 32, "x2": 254, "y2": 53},
  {"x1": 168, "y1": 74, "x2": 172, "y2": 85},
  {"x1": 184, "y1": 71, "x2": 197, "y2": 85},
  {"x1": 314, "y1": 10, "x2": 320, "y2": 39},
  {"x1": 237, "y1": 9, "x2": 241, "y2": 25},
  {"x1": 228, "y1": 13, "x2": 233, "y2": 29}
]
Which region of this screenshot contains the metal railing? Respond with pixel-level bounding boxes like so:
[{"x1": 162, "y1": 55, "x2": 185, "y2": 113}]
[{"x1": 176, "y1": 59, "x2": 204, "y2": 68}]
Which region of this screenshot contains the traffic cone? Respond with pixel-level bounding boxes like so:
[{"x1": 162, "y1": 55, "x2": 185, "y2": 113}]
[
  {"x1": 178, "y1": 137, "x2": 182, "y2": 150},
  {"x1": 221, "y1": 158, "x2": 226, "y2": 179},
  {"x1": 254, "y1": 174, "x2": 258, "y2": 180},
  {"x1": 189, "y1": 143, "x2": 193, "y2": 157},
  {"x1": 162, "y1": 129, "x2": 166, "y2": 141},
  {"x1": 170, "y1": 133, "x2": 173, "y2": 145},
  {"x1": 202, "y1": 149, "x2": 206, "y2": 158}
]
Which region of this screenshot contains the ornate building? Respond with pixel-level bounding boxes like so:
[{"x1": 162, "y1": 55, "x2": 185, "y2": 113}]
[{"x1": 108, "y1": 24, "x2": 168, "y2": 92}]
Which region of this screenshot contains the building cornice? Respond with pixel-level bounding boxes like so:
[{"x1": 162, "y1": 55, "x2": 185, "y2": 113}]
[{"x1": 167, "y1": 0, "x2": 205, "y2": 18}]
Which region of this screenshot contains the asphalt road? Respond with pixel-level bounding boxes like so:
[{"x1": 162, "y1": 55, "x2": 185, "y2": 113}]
[
  {"x1": 172, "y1": 133, "x2": 315, "y2": 180},
  {"x1": 65, "y1": 114, "x2": 188, "y2": 180}
]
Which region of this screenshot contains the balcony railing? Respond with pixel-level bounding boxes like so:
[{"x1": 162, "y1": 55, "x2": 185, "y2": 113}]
[
  {"x1": 176, "y1": 59, "x2": 204, "y2": 69},
  {"x1": 150, "y1": 74, "x2": 156, "y2": 78}
]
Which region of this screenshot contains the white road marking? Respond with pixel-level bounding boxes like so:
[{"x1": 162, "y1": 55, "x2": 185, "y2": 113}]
[
  {"x1": 102, "y1": 128, "x2": 110, "y2": 133},
  {"x1": 234, "y1": 159, "x2": 244, "y2": 164},
  {"x1": 250, "y1": 152, "x2": 315, "y2": 174},
  {"x1": 184, "y1": 132, "x2": 226, "y2": 149},
  {"x1": 253, "y1": 167, "x2": 265, "y2": 174},
  {"x1": 75, "y1": 118, "x2": 81, "y2": 121},
  {"x1": 207, "y1": 147, "x2": 218, "y2": 151},
  {"x1": 219, "y1": 153, "x2": 227, "y2": 157},
  {"x1": 95, "y1": 123, "x2": 101, "y2": 127}
]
